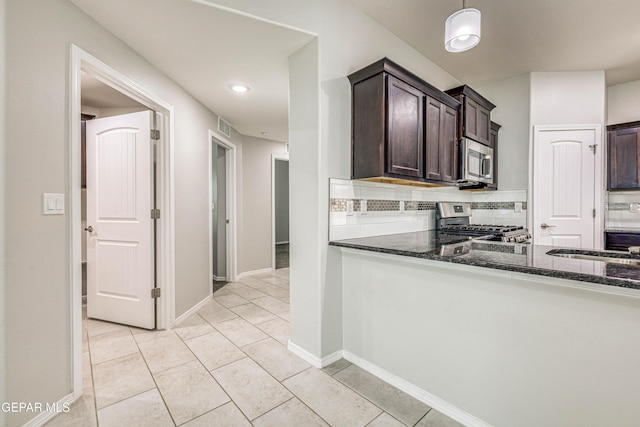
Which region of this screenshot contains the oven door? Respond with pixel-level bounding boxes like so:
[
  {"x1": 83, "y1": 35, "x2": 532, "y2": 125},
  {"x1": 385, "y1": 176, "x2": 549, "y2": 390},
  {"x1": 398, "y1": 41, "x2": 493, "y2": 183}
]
[{"x1": 461, "y1": 139, "x2": 493, "y2": 184}]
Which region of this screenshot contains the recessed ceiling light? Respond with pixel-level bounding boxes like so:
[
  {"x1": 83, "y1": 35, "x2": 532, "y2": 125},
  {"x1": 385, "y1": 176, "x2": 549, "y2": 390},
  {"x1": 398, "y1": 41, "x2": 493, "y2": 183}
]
[{"x1": 229, "y1": 84, "x2": 250, "y2": 93}]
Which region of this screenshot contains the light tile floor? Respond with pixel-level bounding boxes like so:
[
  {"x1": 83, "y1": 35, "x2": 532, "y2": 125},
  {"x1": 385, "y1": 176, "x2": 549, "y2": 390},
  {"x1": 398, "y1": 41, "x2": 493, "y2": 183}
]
[{"x1": 46, "y1": 268, "x2": 463, "y2": 427}]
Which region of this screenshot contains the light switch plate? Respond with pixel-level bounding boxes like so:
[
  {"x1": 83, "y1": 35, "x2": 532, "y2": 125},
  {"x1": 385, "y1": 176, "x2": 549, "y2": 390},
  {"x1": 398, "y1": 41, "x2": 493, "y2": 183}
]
[
  {"x1": 361, "y1": 199, "x2": 367, "y2": 214},
  {"x1": 514, "y1": 202, "x2": 522, "y2": 213},
  {"x1": 43, "y1": 193, "x2": 65, "y2": 215},
  {"x1": 346, "y1": 200, "x2": 354, "y2": 216}
]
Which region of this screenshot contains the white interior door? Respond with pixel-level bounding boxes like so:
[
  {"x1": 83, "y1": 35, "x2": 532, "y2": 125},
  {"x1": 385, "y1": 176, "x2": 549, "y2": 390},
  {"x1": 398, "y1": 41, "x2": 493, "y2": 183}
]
[
  {"x1": 533, "y1": 127, "x2": 597, "y2": 248},
  {"x1": 86, "y1": 110, "x2": 155, "y2": 329}
]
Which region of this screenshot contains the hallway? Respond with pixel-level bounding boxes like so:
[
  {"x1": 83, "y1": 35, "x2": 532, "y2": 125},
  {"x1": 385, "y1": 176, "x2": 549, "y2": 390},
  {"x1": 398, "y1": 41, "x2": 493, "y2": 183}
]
[{"x1": 46, "y1": 268, "x2": 461, "y2": 427}]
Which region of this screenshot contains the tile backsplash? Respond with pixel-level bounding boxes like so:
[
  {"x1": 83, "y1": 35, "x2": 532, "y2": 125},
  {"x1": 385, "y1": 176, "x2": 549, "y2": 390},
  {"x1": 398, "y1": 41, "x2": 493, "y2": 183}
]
[
  {"x1": 606, "y1": 191, "x2": 640, "y2": 229},
  {"x1": 329, "y1": 178, "x2": 527, "y2": 240}
]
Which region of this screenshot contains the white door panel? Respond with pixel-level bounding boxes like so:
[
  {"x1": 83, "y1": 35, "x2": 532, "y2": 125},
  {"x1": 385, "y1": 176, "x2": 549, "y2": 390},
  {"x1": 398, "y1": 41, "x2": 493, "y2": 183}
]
[
  {"x1": 534, "y1": 128, "x2": 596, "y2": 248},
  {"x1": 86, "y1": 110, "x2": 155, "y2": 329}
]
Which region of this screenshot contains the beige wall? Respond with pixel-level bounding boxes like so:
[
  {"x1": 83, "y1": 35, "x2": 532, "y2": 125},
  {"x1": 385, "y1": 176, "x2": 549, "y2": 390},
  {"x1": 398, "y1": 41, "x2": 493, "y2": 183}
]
[
  {"x1": 4, "y1": 0, "x2": 242, "y2": 423},
  {"x1": 530, "y1": 71, "x2": 606, "y2": 126},
  {"x1": 0, "y1": 0, "x2": 6, "y2": 421},
  {"x1": 477, "y1": 74, "x2": 531, "y2": 191},
  {"x1": 608, "y1": 79, "x2": 640, "y2": 125},
  {"x1": 239, "y1": 135, "x2": 287, "y2": 273}
]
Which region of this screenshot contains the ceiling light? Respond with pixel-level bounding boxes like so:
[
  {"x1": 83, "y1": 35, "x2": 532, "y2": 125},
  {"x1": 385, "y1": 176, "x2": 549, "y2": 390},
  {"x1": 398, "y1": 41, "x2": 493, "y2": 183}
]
[
  {"x1": 229, "y1": 84, "x2": 250, "y2": 93},
  {"x1": 445, "y1": 0, "x2": 481, "y2": 53}
]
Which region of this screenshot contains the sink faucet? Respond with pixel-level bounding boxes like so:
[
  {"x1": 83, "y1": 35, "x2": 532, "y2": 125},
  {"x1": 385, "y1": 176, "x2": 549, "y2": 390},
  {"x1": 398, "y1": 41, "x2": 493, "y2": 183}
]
[{"x1": 629, "y1": 246, "x2": 640, "y2": 255}]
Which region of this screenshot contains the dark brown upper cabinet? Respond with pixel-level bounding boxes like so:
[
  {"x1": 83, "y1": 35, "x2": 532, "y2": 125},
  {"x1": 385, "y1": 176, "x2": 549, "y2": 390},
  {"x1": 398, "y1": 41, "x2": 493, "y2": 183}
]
[
  {"x1": 348, "y1": 58, "x2": 460, "y2": 186},
  {"x1": 387, "y1": 75, "x2": 424, "y2": 179},
  {"x1": 445, "y1": 85, "x2": 495, "y2": 146},
  {"x1": 425, "y1": 97, "x2": 458, "y2": 182},
  {"x1": 607, "y1": 121, "x2": 640, "y2": 190}
]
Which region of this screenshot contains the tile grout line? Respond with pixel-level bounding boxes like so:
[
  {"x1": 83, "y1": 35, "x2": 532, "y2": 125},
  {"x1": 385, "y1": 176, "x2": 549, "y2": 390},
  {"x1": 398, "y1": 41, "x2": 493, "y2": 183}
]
[
  {"x1": 412, "y1": 408, "x2": 434, "y2": 427},
  {"x1": 128, "y1": 326, "x2": 178, "y2": 426},
  {"x1": 84, "y1": 321, "x2": 100, "y2": 427},
  {"x1": 167, "y1": 315, "x2": 243, "y2": 425},
  {"x1": 329, "y1": 366, "x2": 425, "y2": 427}
]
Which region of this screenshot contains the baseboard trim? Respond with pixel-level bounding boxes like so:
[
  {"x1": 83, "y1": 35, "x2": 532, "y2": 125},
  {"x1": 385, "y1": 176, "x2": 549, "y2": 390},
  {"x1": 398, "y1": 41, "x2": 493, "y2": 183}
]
[
  {"x1": 173, "y1": 294, "x2": 211, "y2": 326},
  {"x1": 320, "y1": 349, "x2": 344, "y2": 367},
  {"x1": 343, "y1": 351, "x2": 491, "y2": 427},
  {"x1": 236, "y1": 267, "x2": 273, "y2": 280},
  {"x1": 22, "y1": 392, "x2": 75, "y2": 427},
  {"x1": 287, "y1": 341, "x2": 344, "y2": 369},
  {"x1": 213, "y1": 275, "x2": 227, "y2": 282}
]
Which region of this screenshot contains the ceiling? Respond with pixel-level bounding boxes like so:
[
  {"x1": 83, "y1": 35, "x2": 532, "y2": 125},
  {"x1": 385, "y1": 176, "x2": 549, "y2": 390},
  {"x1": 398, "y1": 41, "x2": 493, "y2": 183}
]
[
  {"x1": 71, "y1": 0, "x2": 640, "y2": 142},
  {"x1": 81, "y1": 71, "x2": 146, "y2": 109},
  {"x1": 349, "y1": 0, "x2": 640, "y2": 87},
  {"x1": 70, "y1": 0, "x2": 314, "y2": 143}
]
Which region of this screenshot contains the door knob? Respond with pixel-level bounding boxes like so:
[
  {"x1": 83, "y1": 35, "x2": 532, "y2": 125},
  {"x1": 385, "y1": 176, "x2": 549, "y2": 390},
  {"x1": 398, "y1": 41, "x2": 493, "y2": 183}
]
[
  {"x1": 84, "y1": 226, "x2": 93, "y2": 232},
  {"x1": 540, "y1": 223, "x2": 556, "y2": 230}
]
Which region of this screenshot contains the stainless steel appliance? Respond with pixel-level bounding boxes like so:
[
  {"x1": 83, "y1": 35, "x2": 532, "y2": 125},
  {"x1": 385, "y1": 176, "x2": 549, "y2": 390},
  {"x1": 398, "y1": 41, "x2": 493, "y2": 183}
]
[
  {"x1": 459, "y1": 138, "x2": 493, "y2": 187},
  {"x1": 436, "y1": 202, "x2": 531, "y2": 243}
]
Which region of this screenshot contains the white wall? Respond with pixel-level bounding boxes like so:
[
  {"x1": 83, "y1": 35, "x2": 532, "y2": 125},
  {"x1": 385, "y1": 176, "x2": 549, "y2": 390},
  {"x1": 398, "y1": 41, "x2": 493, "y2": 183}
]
[
  {"x1": 341, "y1": 249, "x2": 640, "y2": 427},
  {"x1": 4, "y1": 0, "x2": 241, "y2": 424},
  {"x1": 0, "y1": 0, "x2": 6, "y2": 422},
  {"x1": 477, "y1": 74, "x2": 531, "y2": 190},
  {"x1": 607, "y1": 79, "x2": 640, "y2": 125},
  {"x1": 531, "y1": 71, "x2": 606, "y2": 125},
  {"x1": 274, "y1": 159, "x2": 289, "y2": 244},
  {"x1": 240, "y1": 135, "x2": 288, "y2": 273}
]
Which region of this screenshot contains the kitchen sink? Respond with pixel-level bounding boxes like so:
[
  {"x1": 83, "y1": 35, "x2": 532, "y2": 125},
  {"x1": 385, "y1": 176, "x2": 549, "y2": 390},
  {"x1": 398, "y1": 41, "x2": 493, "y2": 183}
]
[{"x1": 546, "y1": 249, "x2": 640, "y2": 266}]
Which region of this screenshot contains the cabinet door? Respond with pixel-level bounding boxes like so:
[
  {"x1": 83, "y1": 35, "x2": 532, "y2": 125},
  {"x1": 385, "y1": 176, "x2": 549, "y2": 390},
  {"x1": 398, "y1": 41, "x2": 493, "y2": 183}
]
[
  {"x1": 465, "y1": 98, "x2": 491, "y2": 145},
  {"x1": 440, "y1": 104, "x2": 458, "y2": 182},
  {"x1": 426, "y1": 99, "x2": 458, "y2": 182},
  {"x1": 608, "y1": 128, "x2": 640, "y2": 190},
  {"x1": 425, "y1": 97, "x2": 443, "y2": 180},
  {"x1": 387, "y1": 75, "x2": 424, "y2": 178},
  {"x1": 605, "y1": 232, "x2": 640, "y2": 251}
]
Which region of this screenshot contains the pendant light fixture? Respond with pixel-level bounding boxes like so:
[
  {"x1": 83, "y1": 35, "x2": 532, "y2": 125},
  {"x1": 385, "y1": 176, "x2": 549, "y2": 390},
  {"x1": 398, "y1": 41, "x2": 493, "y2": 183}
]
[{"x1": 445, "y1": 0, "x2": 481, "y2": 52}]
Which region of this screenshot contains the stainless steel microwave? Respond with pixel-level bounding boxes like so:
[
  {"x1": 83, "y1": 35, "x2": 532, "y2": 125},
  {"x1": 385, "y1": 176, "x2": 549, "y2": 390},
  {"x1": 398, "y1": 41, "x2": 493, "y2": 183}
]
[{"x1": 459, "y1": 138, "x2": 494, "y2": 185}]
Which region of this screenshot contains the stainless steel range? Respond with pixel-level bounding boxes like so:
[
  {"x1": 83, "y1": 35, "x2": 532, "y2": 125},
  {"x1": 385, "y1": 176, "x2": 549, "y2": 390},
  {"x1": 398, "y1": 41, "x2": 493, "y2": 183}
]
[{"x1": 437, "y1": 202, "x2": 531, "y2": 243}]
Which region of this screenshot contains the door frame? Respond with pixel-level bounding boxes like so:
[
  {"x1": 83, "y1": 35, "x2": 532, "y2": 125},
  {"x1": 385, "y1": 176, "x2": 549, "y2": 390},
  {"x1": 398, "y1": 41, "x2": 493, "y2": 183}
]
[
  {"x1": 69, "y1": 44, "x2": 175, "y2": 398},
  {"x1": 209, "y1": 130, "x2": 238, "y2": 283},
  {"x1": 271, "y1": 154, "x2": 290, "y2": 269},
  {"x1": 530, "y1": 124, "x2": 604, "y2": 248}
]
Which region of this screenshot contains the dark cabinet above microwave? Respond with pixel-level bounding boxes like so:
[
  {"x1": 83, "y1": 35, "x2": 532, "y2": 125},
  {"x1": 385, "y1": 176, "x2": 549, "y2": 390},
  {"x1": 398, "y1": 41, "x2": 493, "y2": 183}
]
[
  {"x1": 348, "y1": 58, "x2": 461, "y2": 186},
  {"x1": 445, "y1": 85, "x2": 496, "y2": 146}
]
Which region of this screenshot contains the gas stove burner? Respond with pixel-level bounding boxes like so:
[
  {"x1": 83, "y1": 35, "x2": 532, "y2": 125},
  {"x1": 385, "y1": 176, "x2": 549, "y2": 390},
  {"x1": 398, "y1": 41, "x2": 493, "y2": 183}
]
[{"x1": 436, "y1": 202, "x2": 531, "y2": 243}]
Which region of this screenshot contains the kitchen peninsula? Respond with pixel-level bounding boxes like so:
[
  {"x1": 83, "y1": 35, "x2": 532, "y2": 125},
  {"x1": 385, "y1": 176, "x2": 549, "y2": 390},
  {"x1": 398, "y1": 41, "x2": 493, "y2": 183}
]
[{"x1": 329, "y1": 232, "x2": 640, "y2": 427}]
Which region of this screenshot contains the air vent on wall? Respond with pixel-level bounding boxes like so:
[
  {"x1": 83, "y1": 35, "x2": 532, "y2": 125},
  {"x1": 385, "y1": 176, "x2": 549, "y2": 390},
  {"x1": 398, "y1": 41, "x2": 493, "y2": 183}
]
[{"x1": 218, "y1": 117, "x2": 231, "y2": 138}]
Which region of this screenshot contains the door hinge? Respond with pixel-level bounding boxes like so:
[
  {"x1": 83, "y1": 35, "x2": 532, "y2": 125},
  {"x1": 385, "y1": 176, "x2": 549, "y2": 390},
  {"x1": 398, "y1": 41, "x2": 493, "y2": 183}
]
[
  {"x1": 151, "y1": 129, "x2": 160, "y2": 140},
  {"x1": 151, "y1": 208, "x2": 161, "y2": 219},
  {"x1": 151, "y1": 288, "x2": 161, "y2": 298},
  {"x1": 589, "y1": 144, "x2": 597, "y2": 154},
  {"x1": 593, "y1": 208, "x2": 596, "y2": 218}
]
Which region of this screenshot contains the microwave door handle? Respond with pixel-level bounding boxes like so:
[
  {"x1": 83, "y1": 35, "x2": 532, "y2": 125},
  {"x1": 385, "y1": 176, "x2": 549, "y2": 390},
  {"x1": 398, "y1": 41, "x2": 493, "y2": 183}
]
[{"x1": 482, "y1": 156, "x2": 492, "y2": 178}]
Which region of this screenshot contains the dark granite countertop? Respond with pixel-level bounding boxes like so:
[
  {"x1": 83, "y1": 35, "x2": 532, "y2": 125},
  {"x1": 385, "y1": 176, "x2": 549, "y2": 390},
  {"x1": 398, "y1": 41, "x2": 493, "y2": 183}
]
[{"x1": 329, "y1": 231, "x2": 640, "y2": 291}]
